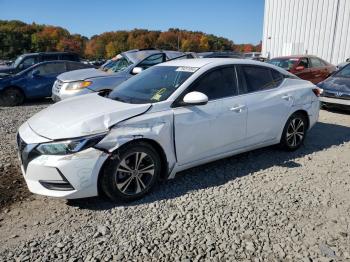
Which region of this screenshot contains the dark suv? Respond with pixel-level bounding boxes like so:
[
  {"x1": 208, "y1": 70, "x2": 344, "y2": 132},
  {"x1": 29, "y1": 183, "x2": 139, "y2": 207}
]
[{"x1": 0, "y1": 52, "x2": 80, "y2": 75}]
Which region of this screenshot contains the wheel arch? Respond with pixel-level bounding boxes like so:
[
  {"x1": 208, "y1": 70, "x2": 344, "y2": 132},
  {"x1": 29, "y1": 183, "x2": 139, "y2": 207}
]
[
  {"x1": 97, "y1": 138, "x2": 169, "y2": 196},
  {"x1": 289, "y1": 109, "x2": 310, "y2": 130},
  {"x1": 1, "y1": 85, "x2": 26, "y2": 97}
]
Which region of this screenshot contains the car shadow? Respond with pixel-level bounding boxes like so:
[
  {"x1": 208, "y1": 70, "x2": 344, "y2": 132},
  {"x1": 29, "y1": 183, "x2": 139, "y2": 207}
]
[{"x1": 67, "y1": 121, "x2": 350, "y2": 210}]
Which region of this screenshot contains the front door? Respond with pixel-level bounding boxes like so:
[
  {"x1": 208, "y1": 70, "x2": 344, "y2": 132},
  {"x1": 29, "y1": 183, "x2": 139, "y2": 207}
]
[
  {"x1": 173, "y1": 66, "x2": 247, "y2": 165},
  {"x1": 26, "y1": 62, "x2": 67, "y2": 97}
]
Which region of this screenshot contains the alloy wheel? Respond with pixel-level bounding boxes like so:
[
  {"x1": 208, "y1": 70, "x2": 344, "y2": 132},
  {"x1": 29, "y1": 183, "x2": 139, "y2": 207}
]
[
  {"x1": 114, "y1": 151, "x2": 155, "y2": 196},
  {"x1": 286, "y1": 118, "x2": 305, "y2": 147}
]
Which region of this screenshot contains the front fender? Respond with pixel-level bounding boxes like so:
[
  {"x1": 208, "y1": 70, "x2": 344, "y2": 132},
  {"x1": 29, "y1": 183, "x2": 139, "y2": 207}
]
[{"x1": 96, "y1": 110, "x2": 176, "y2": 176}]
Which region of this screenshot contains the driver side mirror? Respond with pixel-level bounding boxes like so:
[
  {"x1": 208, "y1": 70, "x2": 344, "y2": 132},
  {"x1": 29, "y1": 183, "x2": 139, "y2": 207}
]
[
  {"x1": 295, "y1": 65, "x2": 305, "y2": 71},
  {"x1": 132, "y1": 67, "x2": 143, "y2": 75},
  {"x1": 31, "y1": 69, "x2": 40, "y2": 77},
  {"x1": 183, "y1": 91, "x2": 208, "y2": 106}
]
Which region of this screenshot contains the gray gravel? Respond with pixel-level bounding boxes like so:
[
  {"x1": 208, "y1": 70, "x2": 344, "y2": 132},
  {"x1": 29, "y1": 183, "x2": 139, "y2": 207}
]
[{"x1": 0, "y1": 102, "x2": 350, "y2": 261}]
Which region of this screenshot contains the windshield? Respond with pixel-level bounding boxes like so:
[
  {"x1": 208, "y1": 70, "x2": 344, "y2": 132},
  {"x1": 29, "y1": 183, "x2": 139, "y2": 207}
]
[
  {"x1": 108, "y1": 66, "x2": 196, "y2": 104},
  {"x1": 100, "y1": 55, "x2": 132, "y2": 73},
  {"x1": 13, "y1": 56, "x2": 24, "y2": 68},
  {"x1": 267, "y1": 58, "x2": 298, "y2": 70},
  {"x1": 334, "y1": 63, "x2": 350, "y2": 78}
]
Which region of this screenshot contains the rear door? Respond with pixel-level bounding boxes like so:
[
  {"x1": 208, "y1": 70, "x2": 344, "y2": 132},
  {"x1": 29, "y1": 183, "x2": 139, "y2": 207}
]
[
  {"x1": 237, "y1": 65, "x2": 293, "y2": 145},
  {"x1": 173, "y1": 66, "x2": 247, "y2": 165}
]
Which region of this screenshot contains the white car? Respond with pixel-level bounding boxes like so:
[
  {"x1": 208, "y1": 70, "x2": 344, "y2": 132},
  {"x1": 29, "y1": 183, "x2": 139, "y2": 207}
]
[{"x1": 17, "y1": 59, "x2": 320, "y2": 201}]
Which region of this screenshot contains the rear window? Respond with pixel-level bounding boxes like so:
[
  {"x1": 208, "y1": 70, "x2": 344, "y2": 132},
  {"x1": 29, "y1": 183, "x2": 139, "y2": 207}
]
[{"x1": 241, "y1": 66, "x2": 278, "y2": 93}]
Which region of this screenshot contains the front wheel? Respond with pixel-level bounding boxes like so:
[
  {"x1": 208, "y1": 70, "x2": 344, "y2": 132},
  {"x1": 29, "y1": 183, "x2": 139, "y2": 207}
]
[
  {"x1": 100, "y1": 142, "x2": 161, "y2": 202},
  {"x1": 0, "y1": 87, "x2": 25, "y2": 106},
  {"x1": 279, "y1": 113, "x2": 307, "y2": 151}
]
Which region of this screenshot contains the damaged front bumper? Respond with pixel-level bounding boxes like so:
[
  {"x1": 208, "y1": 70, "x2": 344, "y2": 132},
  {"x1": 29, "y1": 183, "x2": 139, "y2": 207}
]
[{"x1": 17, "y1": 123, "x2": 109, "y2": 199}]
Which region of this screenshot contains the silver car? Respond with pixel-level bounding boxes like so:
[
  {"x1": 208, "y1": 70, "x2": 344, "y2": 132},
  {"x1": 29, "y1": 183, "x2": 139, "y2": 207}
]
[{"x1": 52, "y1": 49, "x2": 194, "y2": 101}]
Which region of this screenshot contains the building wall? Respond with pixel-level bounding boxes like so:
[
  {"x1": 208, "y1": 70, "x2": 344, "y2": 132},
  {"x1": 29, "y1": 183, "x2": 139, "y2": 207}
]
[{"x1": 262, "y1": 0, "x2": 350, "y2": 65}]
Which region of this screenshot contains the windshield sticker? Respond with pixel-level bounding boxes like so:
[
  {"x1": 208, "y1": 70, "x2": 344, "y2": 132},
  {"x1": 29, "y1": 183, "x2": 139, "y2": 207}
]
[
  {"x1": 176, "y1": 66, "x2": 199, "y2": 72},
  {"x1": 151, "y1": 88, "x2": 167, "y2": 101}
]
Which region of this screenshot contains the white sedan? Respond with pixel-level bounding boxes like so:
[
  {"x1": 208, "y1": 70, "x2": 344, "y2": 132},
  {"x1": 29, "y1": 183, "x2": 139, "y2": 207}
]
[{"x1": 17, "y1": 59, "x2": 320, "y2": 201}]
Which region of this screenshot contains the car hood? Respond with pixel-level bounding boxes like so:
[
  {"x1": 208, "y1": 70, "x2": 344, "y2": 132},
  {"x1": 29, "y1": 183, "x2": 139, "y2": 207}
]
[
  {"x1": 27, "y1": 93, "x2": 151, "y2": 140},
  {"x1": 319, "y1": 77, "x2": 350, "y2": 92},
  {"x1": 57, "y1": 68, "x2": 112, "y2": 82},
  {"x1": 0, "y1": 65, "x2": 14, "y2": 73}
]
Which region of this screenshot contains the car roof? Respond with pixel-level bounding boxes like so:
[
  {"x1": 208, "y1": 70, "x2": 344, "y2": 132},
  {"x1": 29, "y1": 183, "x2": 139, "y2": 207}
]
[
  {"x1": 157, "y1": 58, "x2": 296, "y2": 78},
  {"x1": 157, "y1": 58, "x2": 268, "y2": 68},
  {"x1": 20, "y1": 52, "x2": 77, "y2": 57}
]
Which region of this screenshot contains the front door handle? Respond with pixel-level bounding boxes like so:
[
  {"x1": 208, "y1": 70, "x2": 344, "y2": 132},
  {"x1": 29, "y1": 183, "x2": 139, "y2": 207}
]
[
  {"x1": 230, "y1": 105, "x2": 246, "y2": 113},
  {"x1": 282, "y1": 95, "x2": 292, "y2": 101}
]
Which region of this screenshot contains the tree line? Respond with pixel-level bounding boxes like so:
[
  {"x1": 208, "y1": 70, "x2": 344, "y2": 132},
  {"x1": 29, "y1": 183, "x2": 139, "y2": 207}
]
[{"x1": 0, "y1": 20, "x2": 261, "y2": 60}]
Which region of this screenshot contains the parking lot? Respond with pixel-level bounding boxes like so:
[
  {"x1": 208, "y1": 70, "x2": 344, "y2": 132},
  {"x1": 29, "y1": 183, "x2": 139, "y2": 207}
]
[{"x1": 0, "y1": 101, "x2": 349, "y2": 261}]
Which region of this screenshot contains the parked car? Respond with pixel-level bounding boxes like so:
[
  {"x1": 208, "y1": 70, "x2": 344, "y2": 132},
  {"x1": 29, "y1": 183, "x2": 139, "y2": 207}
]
[
  {"x1": 0, "y1": 52, "x2": 80, "y2": 75},
  {"x1": 318, "y1": 63, "x2": 350, "y2": 110},
  {"x1": 0, "y1": 61, "x2": 92, "y2": 106},
  {"x1": 17, "y1": 58, "x2": 320, "y2": 201},
  {"x1": 337, "y1": 58, "x2": 350, "y2": 70},
  {"x1": 52, "y1": 49, "x2": 195, "y2": 102},
  {"x1": 197, "y1": 51, "x2": 243, "y2": 58},
  {"x1": 267, "y1": 55, "x2": 336, "y2": 84}
]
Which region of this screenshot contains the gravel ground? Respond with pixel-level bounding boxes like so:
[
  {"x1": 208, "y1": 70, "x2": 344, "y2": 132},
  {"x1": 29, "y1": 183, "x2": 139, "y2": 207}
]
[{"x1": 0, "y1": 102, "x2": 350, "y2": 261}]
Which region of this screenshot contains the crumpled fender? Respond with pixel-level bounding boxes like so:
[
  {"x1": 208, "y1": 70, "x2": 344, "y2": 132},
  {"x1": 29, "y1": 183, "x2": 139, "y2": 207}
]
[{"x1": 96, "y1": 110, "x2": 176, "y2": 176}]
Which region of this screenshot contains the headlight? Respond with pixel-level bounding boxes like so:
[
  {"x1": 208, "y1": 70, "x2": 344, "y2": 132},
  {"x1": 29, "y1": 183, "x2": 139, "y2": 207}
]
[
  {"x1": 66, "y1": 81, "x2": 92, "y2": 91},
  {"x1": 36, "y1": 133, "x2": 106, "y2": 155}
]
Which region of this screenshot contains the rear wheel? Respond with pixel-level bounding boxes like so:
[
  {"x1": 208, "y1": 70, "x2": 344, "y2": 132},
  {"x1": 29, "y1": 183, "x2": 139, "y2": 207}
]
[
  {"x1": 100, "y1": 142, "x2": 161, "y2": 202},
  {"x1": 279, "y1": 112, "x2": 307, "y2": 151},
  {"x1": 0, "y1": 87, "x2": 25, "y2": 106}
]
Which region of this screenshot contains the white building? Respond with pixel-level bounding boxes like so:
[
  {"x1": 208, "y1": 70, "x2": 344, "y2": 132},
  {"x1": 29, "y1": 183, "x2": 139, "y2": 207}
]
[{"x1": 262, "y1": 0, "x2": 350, "y2": 65}]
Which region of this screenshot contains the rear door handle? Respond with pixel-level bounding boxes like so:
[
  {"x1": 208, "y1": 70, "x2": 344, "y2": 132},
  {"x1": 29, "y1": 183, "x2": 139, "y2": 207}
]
[
  {"x1": 282, "y1": 95, "x2": 292, "y2": 101},
  {"x1": 230, "y1": 105, "x2": 246, "y2": 113}
]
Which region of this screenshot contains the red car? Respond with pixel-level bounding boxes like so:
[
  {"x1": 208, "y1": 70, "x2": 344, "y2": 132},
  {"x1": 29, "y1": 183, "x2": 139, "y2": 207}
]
[{"x1": 268, "y1": 55, "x2": 336, "y2": 84}]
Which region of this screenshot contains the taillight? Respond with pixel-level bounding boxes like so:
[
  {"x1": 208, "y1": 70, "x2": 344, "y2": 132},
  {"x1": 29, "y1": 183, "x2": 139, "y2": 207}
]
[{"x1": 312, "y1": 88, "x2": 323, "y2": 97}]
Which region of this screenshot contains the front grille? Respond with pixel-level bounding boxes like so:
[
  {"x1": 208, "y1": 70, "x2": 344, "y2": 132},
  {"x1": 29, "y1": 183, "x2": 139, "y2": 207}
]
[
  {"x1": 17, "y1": 134, "x2": 27, "y2": 155},
  {"x1": 53, "y1": 80, "x2": 64, "y2": 94},
  {"x1": 17, "y1": 134, "x2": 39, "y2": 171},
  {"x1": 323, "y1": 90, "x2": 350, "y2": 100}
]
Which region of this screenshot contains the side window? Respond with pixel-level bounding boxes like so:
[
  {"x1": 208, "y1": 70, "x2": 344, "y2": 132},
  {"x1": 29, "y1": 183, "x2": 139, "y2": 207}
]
[
  {"x1": 271, "y1": 69, "x2": 284, "y2": 86},
  {"x1": 299, "y1": 58, "x2": 310, "y2": 68},
  {"x1": 21, "y1": 57, "x2": 36, "y2": 69},
  {"x1": 41, "y1": 54, "x2": 59, "y2": 61},
  {"x1": 189, "y1": 67, "x2": 237, "y2": 100},
  {"x1": 60, "y1": 54, "x2": 78, "y2": 61},
  {"x1": 35, "y1": 63, "x2": 66, "y2": 76},
  {"x1": 241, "y1": 66, "x2": 276, "y2": 93},
  {"x1": 138, "y1": 54, "x2": 164, "y2": 69},
  {"x1": 310, "y1": 58, "x2": 323, "y2": 68}
]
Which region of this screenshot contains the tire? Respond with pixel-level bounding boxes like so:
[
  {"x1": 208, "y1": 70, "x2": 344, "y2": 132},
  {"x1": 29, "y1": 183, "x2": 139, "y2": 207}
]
[
  {"x1": 0, "y1": 87, "x2": 25, "y2": 106},
  {"x1": 279, "y1": 112, "x2": 307, "y2": 151},
  {"x1": 100, "y1": 142, "x2": 161, "y2": 202}
]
